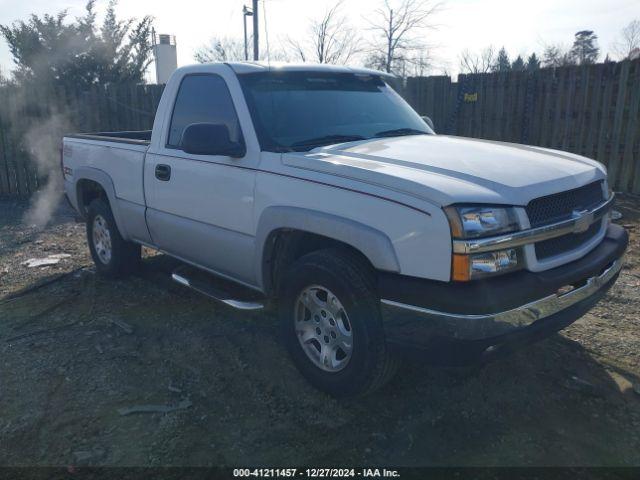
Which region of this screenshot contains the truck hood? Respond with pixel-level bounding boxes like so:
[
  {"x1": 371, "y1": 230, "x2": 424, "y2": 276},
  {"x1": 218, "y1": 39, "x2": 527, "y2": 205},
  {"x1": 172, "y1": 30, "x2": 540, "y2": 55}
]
[{"x1": 282, "y1": 135, "x2": 606, "y2": 207}]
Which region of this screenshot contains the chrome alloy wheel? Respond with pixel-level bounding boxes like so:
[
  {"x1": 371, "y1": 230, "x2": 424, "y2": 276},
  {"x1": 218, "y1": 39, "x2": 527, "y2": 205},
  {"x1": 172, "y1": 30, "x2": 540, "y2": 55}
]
[
  {"x1": 294, "y1": 285, "x2": 353, "y2": 372},
  {"x1": 92, "y1": 214, "x2": 112, "y2": 264}
]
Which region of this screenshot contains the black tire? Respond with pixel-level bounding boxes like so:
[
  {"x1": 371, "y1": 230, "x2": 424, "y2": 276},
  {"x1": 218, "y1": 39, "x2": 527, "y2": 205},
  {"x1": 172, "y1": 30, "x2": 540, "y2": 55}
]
[
  {"x1": 279, "y1": 248, "x2": 398, "y2": 397},
  {"x1": 86, "y1": 198, "x2": 140, "y2": 278}
]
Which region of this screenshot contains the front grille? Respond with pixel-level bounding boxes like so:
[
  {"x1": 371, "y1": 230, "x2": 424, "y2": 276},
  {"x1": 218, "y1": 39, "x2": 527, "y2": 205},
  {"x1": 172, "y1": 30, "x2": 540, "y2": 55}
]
[
  {"x1": 526, "y1": 181, "x2": 604, "y2": 228},
  {"x1": 534, "y1": 220, "x2": 602, "y2": 260},
  {"x1": 526, "y1": 181, "x2": 605, "y2": 261}
]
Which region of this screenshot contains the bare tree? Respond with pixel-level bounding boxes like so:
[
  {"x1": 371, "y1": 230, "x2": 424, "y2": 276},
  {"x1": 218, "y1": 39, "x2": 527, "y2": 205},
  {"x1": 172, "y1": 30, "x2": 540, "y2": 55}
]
[
  {"x1": 195, "y1": 36, "x2": 289, "y2": 63},
  {"x1": 612, "y1": 19, "x2": 640, "y2": 60},
  {"x1": 458, "y1": 46, "x2": 495, "y2": 74},
  {"x1": 286, "y1": 37, "x2": 309, "y2": 62},
  {"x1": 287, "y1": 1, "x2": 360, "y2": 64},
  {"x1": 407, "y1": 50, "x2": 434, "y2": 76},
  {"x1": 194, "y1": 37, "x2": 245, "y2": 63},
  {"x1": 366, "y1": 0, "x2": 442, "y2": 74},
  {"x1": 365, "y1": 48, "x2": 435, "y2": 77},
  {"x1": 363, "y1": 52, "x2": 387, "y2": 71},
  {"x1": 541, "y1": 43, "x2": 575, "y2": 68}
]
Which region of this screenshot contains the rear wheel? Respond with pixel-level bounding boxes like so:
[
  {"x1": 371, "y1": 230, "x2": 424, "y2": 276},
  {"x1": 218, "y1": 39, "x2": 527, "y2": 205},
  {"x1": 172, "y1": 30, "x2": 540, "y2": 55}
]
[
  {"x1": 86, "y1": 198, "x2": 140, "y2": 278},
  {"x1": 279, "y1": 248, "x2": 398, "y2": 397}
]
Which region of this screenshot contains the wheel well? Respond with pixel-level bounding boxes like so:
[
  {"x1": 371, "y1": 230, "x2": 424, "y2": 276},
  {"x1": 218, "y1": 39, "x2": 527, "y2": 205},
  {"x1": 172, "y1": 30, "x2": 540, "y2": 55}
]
[
  {"x1": 262, "y1": 229, "x2": 375, "y2": 296},
  {"x1": 76, "y1": 179, "x2": 108, "y2": 216}
]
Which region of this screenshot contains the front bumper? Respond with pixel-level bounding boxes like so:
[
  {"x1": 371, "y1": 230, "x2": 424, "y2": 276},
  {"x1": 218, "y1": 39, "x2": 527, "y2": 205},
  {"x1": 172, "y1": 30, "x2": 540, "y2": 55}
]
[{"x1": 379, "y1": 224, "x2": 628, "y2": 364}]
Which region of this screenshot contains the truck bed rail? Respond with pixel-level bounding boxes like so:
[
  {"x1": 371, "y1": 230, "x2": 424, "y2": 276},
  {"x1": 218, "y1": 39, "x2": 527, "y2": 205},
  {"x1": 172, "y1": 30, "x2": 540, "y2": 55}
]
[{"x1": 66, "y1": 130, "x2": 151, "y2": 146}]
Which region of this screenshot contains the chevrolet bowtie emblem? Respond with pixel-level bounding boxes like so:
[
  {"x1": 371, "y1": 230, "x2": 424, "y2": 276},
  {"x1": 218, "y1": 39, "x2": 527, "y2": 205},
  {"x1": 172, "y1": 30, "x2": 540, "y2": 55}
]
[{"x1": 572, "y1": 209, "x2": 593, "y2": 233}]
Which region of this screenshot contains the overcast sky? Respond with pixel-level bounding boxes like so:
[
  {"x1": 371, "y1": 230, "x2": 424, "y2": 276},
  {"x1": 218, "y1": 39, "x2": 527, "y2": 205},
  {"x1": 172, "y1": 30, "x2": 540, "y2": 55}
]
[{"x1": 0, "y1": 0, "x2": 637, "y2": 79}]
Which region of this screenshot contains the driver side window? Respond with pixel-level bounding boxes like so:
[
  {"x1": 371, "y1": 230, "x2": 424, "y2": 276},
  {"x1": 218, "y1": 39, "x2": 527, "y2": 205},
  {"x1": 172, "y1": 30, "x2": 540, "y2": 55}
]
[{"x1": 167, "y1": 74, "x2": 243, "y2": 148}]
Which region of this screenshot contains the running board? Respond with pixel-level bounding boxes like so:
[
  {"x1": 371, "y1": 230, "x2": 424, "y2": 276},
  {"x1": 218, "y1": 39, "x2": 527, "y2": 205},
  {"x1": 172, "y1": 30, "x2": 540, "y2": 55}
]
[{"x1": 171, "y1": 266, "x2": 264, "y2": 311}]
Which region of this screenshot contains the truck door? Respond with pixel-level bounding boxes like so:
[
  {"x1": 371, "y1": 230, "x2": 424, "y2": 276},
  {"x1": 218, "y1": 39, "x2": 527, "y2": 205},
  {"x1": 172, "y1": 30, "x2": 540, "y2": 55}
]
[{"x1": 144, "y1": 72, "x2": 258, "y2": 287}]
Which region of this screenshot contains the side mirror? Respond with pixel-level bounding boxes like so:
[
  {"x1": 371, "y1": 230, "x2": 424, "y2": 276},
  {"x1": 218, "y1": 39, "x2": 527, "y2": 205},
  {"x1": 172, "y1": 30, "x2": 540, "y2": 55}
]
[
  {"x1": 421, "y1": 116, "x2": 435, "y2": 132},
  {"x1": 181, "y1": 123, "x2": 245, "y2": 158}
]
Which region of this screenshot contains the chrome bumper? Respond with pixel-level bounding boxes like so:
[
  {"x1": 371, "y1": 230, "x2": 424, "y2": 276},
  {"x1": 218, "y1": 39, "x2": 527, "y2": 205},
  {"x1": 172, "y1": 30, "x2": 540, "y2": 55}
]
[{"x1": 381, "y1": 257, "x2": 623, "y2": 340}]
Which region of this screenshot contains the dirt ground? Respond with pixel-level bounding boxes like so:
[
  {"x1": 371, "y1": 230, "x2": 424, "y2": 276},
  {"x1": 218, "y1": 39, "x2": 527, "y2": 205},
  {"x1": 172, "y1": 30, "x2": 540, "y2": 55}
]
[{"x1": 0, "y1": 195, "x2": 639, "y2": 467}]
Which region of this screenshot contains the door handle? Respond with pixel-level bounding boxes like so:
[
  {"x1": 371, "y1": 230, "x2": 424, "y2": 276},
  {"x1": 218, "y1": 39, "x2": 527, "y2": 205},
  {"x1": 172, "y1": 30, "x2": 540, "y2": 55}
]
[{"x1": 155, "y1": 164, "x2": 171, "y2": 181}]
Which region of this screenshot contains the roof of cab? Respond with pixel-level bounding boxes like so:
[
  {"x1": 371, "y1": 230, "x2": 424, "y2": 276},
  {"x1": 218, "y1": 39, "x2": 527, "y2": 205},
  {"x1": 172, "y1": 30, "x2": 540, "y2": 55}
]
[
  {"x1": 226, "y1": 61, "x2": 393, "y2": 77},
  {"x1": 173, "y1": 61, "x2": 395, "y2": 79}
]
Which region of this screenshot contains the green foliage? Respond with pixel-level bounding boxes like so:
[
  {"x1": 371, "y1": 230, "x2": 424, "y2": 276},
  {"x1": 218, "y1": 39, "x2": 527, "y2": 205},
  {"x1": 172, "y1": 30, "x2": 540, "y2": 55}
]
[
  {"x1": 493, "y1": 47, "x2": 511, "y2": 72},
  {"x1": 0, "y1": 0, "x2": 153, "y2": 89},
  {"x1": 569, "y1": 30, "x2": 599, "y2": 65},
  {"x1": 526, "y1": 53, "x2": 540, "y2": 71},
  {"x1": 511, "y1": 55, "x2": 525, "y2": 71}
]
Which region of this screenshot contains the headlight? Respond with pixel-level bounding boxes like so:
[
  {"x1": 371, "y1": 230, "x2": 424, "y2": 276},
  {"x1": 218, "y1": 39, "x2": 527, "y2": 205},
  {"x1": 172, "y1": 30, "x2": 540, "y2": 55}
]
[
  {"x1": 444, "y1": 205, "x2": 519, "y2": 239},
  {"x1": 445, "y1": 205, "x2": 522, "y2": 281}
]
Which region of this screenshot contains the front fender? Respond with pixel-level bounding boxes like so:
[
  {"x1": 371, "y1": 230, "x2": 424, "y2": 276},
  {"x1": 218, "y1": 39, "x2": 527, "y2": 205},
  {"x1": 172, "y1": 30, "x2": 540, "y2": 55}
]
[{"x1": 254, "y1": 206, "x2": 401, "y2": 290}]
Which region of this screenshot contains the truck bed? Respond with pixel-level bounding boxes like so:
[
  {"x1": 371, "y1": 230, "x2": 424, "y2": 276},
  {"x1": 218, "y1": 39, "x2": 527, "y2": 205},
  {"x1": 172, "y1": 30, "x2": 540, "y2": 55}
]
[
  {"x1": 63, "y1": 130, "x2": 150, "y2": 214},
  {"x1": 66, "y1": 130, "x2": 151, "y2": 145}
]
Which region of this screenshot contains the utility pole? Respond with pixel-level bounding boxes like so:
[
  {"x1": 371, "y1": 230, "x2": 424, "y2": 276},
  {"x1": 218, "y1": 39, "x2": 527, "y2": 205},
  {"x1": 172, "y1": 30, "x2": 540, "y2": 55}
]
[
  {"x1": 242, "y1": 5, "x2": 253, "y2": 61},
  {"x1": 252, "y1": 0, "x2": 259, "y2": 61}
]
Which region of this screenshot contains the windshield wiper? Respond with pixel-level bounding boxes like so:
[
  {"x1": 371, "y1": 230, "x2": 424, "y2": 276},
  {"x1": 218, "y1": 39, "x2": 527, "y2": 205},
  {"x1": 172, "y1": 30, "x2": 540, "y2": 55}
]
[
  {"x1": 290, "y1": 134, "x2": 367, "y2": 151},
  {"x1": 373, "y1": 128, "x2": 429, "y2": 138}
]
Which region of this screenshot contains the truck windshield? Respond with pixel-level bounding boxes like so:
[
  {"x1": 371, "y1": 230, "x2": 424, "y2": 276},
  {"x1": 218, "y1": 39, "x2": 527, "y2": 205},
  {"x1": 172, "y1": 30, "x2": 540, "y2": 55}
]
[{"x1": 238, "y1": 71, "x2": 433, "y2": 152}]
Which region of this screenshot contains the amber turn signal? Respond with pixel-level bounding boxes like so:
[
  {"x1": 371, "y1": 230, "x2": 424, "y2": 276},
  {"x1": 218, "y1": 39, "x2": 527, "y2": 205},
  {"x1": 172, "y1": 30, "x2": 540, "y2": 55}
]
[{"x1": 451, "y1": 254, "x2": 471, "y2": 282}]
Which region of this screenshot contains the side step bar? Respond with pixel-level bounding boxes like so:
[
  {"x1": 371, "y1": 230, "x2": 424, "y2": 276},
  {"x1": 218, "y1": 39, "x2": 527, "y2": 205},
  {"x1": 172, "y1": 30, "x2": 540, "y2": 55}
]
[{"x1": 171, "y1": 266, "x2": 264, "y2": 311}]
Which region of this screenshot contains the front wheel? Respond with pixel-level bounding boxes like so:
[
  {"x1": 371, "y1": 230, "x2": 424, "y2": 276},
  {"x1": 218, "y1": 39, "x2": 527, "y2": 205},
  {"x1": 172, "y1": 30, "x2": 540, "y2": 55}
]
[{"x1": 279, "y1": 248, "x2": 398, "y2": 397}]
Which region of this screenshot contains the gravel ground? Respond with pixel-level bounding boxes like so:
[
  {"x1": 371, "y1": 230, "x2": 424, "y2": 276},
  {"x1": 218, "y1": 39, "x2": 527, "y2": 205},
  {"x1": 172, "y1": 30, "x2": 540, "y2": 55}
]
[{"x1": 0, "y1": 196, "x2": 639, "y2": 467}]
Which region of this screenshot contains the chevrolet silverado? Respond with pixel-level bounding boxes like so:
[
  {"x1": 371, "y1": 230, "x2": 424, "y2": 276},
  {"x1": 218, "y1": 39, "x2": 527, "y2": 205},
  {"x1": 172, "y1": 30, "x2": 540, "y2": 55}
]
[{"x1": 62, "y1": 63, "x2": 628, "y2": 396}]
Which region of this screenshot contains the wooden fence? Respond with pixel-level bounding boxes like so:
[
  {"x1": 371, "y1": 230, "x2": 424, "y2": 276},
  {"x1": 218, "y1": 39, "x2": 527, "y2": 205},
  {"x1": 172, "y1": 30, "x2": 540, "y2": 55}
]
[
  {"x1": 404, "y1": 59, "x2": 640, "y2": 194},
  {"x1": 1, "y1": 59, "x2": 639, "y2": 197},
  {"x1": 0, "y1": 83, "x2": 164, "y2": 197}
]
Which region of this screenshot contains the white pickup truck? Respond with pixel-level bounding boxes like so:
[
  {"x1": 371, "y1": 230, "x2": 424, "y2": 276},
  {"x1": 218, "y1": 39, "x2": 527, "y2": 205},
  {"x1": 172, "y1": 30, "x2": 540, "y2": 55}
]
[{"x1": 63, "y1": 62, "x2": 628, "y2": 396}]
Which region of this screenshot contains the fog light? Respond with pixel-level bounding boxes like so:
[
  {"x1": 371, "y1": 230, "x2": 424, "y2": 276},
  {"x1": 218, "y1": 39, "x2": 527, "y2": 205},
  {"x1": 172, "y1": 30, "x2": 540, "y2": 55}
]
[{"x1": 452, "y1": 249, "x2": 520, "y2": 281}]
